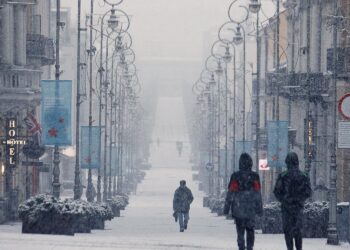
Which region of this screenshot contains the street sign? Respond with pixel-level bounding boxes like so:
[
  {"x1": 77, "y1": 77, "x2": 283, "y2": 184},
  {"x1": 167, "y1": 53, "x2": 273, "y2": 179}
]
[
  {"x1": 259, "y1": 159, "x2": 270, "y2": 171},
  {"x1": 338, "y1": 122, "x2": 350, "y2": 149},
  {"x1": 338, "y1": 93, "x2": 350, "y2": 120}
]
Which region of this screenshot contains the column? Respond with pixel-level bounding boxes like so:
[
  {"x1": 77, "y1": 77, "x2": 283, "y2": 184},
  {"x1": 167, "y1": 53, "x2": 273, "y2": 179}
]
[
  {"x1": 0, "y1": 4, "x2": 14, "y2": 65},
  {"x1": 14, "y1": 5, "x2": 27, "y2": 66}
]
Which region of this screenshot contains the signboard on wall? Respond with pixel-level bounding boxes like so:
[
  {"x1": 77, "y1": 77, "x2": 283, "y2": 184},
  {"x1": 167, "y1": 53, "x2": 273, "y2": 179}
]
[{"x1": 338, "y1": 122, "x2": 350, "y2": 149}]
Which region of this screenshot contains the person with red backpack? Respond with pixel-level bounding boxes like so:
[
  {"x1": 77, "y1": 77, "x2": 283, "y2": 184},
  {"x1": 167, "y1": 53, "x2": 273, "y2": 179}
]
[
  {"x1": 224, "y1": 153, "x2": 263, "y2": 250},
  {"x1": 274, "y1": 152, "x2": 312, "y2": 250}
]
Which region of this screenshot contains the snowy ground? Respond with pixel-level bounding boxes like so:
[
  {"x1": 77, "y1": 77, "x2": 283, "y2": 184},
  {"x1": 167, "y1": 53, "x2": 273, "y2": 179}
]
[{"x1": 0, "y1": 96, "x2": 349, "y2": 250}]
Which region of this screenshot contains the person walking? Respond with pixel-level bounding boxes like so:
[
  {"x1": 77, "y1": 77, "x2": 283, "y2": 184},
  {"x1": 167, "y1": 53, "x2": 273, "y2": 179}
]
[
  {"x1": 274, "y1": 152, "x2": 312, "y2": 250},
  {"x1": 224, "y1": 153, "x2": 263, "y2": 250},
  {"x1": 173, "y1": 180, "x2": 194, "y2": 232}
]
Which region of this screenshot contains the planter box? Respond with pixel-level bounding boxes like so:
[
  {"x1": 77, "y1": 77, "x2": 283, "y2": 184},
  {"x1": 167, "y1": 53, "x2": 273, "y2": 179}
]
[
  {"x1": 22, "y1": 212, "x2": 75, "y2": 236},
  {"x1": 203, "y1": 197, "x2": 209, "y2": 207},
  {"x1": 73, "y1": 215, "x2": 91, "y2": 233},
  {"x1": 90, "y1": 217, "x2": 105, "y2": 230},
  {"x1": 114, "y1": 209, "x2": 120, "y2": 217}
]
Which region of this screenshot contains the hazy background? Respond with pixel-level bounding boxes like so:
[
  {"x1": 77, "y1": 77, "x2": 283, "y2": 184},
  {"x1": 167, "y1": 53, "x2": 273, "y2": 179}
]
[{"x1": 61, "y1": 0, "x2": 276, "y2": 97}]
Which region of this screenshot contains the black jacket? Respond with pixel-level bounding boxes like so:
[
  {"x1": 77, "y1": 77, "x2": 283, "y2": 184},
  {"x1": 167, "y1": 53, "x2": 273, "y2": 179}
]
[
  {"x1": 173, "y1": 186, "x2": 194, "y2": 213},
  {"x1": 224, "y1": 154, "x2": 263, "y2": 219},
  {"x1": 273, "y1": 153, "x2": 312, "y2": 214}
]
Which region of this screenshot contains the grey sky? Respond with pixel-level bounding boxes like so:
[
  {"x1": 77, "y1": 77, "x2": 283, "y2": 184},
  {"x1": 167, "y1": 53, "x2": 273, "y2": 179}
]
[{"x1": 61, "y1": 0, "x2": 275, "y2": 60}]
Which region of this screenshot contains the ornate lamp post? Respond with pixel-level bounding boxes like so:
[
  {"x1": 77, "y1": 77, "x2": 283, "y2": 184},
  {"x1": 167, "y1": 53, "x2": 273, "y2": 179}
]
[
  {"x1": 211, "y1": 40, "x2": 232, "y2": 189},
  {"x1": 90, "y1": 3, "x2": 129, "y2": 202}
]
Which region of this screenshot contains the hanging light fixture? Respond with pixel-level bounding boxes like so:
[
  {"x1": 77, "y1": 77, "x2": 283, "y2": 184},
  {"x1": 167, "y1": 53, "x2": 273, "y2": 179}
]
[
  {"x1": 249, "y1": 0, "x2": 261, "y2": 14},
  {"x1": 209, "y1": 73, "x2": 216, "y2": 86},
  {"x1": 108, "y1": 8, "x2": 119, "y2": 31},
  {"x1": 115, "y1": 35, "x2": 123, "y2": 52},
  {"x1": 232, "y1": 26, "x2": 243, "y2": 45},
  {"x1": 223, "y1": 46, "x2": 232, "y2": 63},
  {"x1": 215, "y1": 61, "x2": 224, "y2": 76}
]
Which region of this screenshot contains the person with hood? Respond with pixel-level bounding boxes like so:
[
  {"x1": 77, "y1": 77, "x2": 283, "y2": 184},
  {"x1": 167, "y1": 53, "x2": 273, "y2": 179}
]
[
  {"x1": 274, "y1": 152, "x2": 312, "y2": 250},
  {"x1": 224, "y1": 153, "x2": 263, "y2": 250},
  {"x1": 173, "y1": 180, "x2": 194, "y2": 232}
]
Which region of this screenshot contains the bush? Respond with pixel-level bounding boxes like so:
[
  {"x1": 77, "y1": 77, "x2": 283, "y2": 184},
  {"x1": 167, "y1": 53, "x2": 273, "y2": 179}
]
[
  {"x1": 18, "y1": 195, "x2": 115, "y2": 235},
  {"x1": 262, "y1": 202, "x2": 283, "y2": 234},
  {"x1": 261, "y1": 201, "x2": 329, "y2": 238},
  {"x1": 18, "y1": 195, "x2": 75, "y2": 235}
]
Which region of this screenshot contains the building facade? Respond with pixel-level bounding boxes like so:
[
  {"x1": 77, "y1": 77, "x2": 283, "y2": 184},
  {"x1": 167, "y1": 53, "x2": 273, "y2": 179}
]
[
  {"x1": 0, "y1": 0, "x2": 54, "y2": 222},
  {"x1": 256, "y1": 0, "x2": 350, "y2": 202}
]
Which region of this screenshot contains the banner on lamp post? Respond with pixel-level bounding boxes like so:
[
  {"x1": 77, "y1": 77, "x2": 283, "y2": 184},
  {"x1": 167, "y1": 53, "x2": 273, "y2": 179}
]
[
  {"x1": 41, "y1": 80, "x2": 72, "y2": 146},
  {"x1": 80, "y1": 126, "x2": 101, "y2": 169},
  {"x1": 267, "y1": 121, "x2": 289, "y2": 168}
]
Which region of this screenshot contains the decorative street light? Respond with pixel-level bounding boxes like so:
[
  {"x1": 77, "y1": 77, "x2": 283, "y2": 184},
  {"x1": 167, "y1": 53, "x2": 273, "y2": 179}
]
[
  {"x1": 232, "y1": 26, "x2": 243, "y2": 45},
  {"x1": 93, "y1": 5, "x2": 130, "y2": 202},
  {"x1": 249, "y1": 0, "x2": 261, "y2": 14}
]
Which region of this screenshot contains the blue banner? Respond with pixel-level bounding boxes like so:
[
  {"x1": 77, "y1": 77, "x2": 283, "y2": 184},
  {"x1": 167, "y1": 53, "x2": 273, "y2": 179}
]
[
  {"x1": 80, "y1": 126, "x2": 101, "y2": 169},
  {"x1": 41, "y1": 80, "x2": 72, "y2": 146},
  {"x1": 267, "y1": 121, "x2": 289, "y2": 168},
  {"x1": 235, "y1": 141, "x2": 252, "y2": 171}
]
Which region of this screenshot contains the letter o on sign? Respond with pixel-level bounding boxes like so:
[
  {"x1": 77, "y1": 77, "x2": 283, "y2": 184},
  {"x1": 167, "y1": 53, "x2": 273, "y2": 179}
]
[{"x1": 339, "y1": 93, "x2": 350, "y2": 120}]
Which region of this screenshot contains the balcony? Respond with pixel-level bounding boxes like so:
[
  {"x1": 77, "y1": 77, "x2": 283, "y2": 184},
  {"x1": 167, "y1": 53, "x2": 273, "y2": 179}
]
[
  {"x1": 26, "y1": 34, "x2": 55, "y2": 66},
  {"x1": 0, "y1": 67, "x2": 41, "y2": 112},
  {"x1": 327, "y1": 47, "x2": 350, "y2": 77},
  {"x1": 266, "y1": 72, "x2": 330, "y2": 100}
]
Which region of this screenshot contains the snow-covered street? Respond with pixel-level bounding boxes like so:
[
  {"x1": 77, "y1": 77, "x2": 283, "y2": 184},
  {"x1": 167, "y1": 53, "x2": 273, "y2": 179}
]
[{"x1": 0, "y1": 97, "x2": 348, "y2": 250}]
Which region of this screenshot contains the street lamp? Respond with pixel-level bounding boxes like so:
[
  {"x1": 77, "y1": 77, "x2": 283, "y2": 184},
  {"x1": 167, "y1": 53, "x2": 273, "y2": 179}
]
[
  {"x1": 108, "y1": 8, "x2": 119, "y2": 31},
  {"x1": 94, "y1": 6, "x2": 130, "y2": 202},
  {"x1": 232, "y1": 26, "x2": 243, "y2": 45},
  {"x1": 249, "y1": 0, "x2": 261, "y2": 14}
]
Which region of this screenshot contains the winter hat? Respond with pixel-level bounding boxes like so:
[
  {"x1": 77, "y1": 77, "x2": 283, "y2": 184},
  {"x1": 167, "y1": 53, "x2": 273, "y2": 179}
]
[
  {"x1": 239, "y1": 153, "x2": 253, "y2": 171},
  {"x1": 285, "y1": 152, "x2": 299, "y2": 169}
]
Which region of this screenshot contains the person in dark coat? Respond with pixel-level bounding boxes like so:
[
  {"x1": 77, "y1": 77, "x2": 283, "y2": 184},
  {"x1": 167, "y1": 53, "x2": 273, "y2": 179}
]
[
  {"x1": 274, "y1": 152, "x2": 312, "y2": 250},
  {"x1": 224, "y1": 153, "x2": 263, "y2": 250},
  {"x1": 173, "y1": 180, "x2": 194, "y2": 232}
]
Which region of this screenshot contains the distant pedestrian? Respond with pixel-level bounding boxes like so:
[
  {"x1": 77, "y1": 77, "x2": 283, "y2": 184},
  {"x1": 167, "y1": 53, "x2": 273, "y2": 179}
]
[
  {"x1": 173, "y1": 180, "x2": 194, "y2": 232},
  {"x1": 274, "y1": 152, "x2": 312, "y2": 250},
  {"x1": 224, "y1": 153, "x2": 263, "y2": 250}
]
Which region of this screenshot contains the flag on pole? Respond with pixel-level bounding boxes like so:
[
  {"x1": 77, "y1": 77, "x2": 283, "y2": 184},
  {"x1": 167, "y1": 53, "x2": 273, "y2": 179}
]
[{"x1": 23, "y1": 111, "x2": 42, "y2": 144}]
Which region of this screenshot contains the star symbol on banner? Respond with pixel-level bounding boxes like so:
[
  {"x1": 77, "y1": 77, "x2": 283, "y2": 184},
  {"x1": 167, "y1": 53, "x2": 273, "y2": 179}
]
[{"x1": 48, "y1": 128, "x2": 58, "y2": 137}]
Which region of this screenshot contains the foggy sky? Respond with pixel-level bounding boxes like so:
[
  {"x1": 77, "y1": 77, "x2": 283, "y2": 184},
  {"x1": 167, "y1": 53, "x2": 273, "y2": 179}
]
[{"x1": 61, "y1": 0, "x2": 276, "y2": 61}]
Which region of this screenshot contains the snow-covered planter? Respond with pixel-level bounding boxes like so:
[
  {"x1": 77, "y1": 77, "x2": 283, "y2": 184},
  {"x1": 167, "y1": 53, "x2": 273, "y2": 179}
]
[
  {"x1": 262, "y1": 202, "x2": 283, "y2": 234},
  {"x1": 19, "y1": 195, "x2": 115, "y2": 234},
  {"x1": 203, "y1": 196, "x2": 210, "y2": 207},
  {"x1": 208, "y1": 193, "x2": 225, "y2": 216},
  {"x1": 262, "y1": 201, "x2": 329, "y2": 238},
  {"x1": 62, "y1": 199, "x2": 94, "y2": 233},
  {"x1": 302, "y1": 201, "x2": 329, "y2": 238},
  {"x1": 18, "y1": 195, "x2": 75, "y2": 235},
  {"x1": 89, "y1": 203, "x2": 113, "y2": 230},
  {"x1": 107, "y1": 195, "x2": 128, "y2": 217}
]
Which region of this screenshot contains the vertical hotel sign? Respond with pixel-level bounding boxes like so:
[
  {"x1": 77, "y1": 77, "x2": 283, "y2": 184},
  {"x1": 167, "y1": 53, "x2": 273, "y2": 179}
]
[{"x1": 41, "y1": 80, "x2": 72, "y2": 146}]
